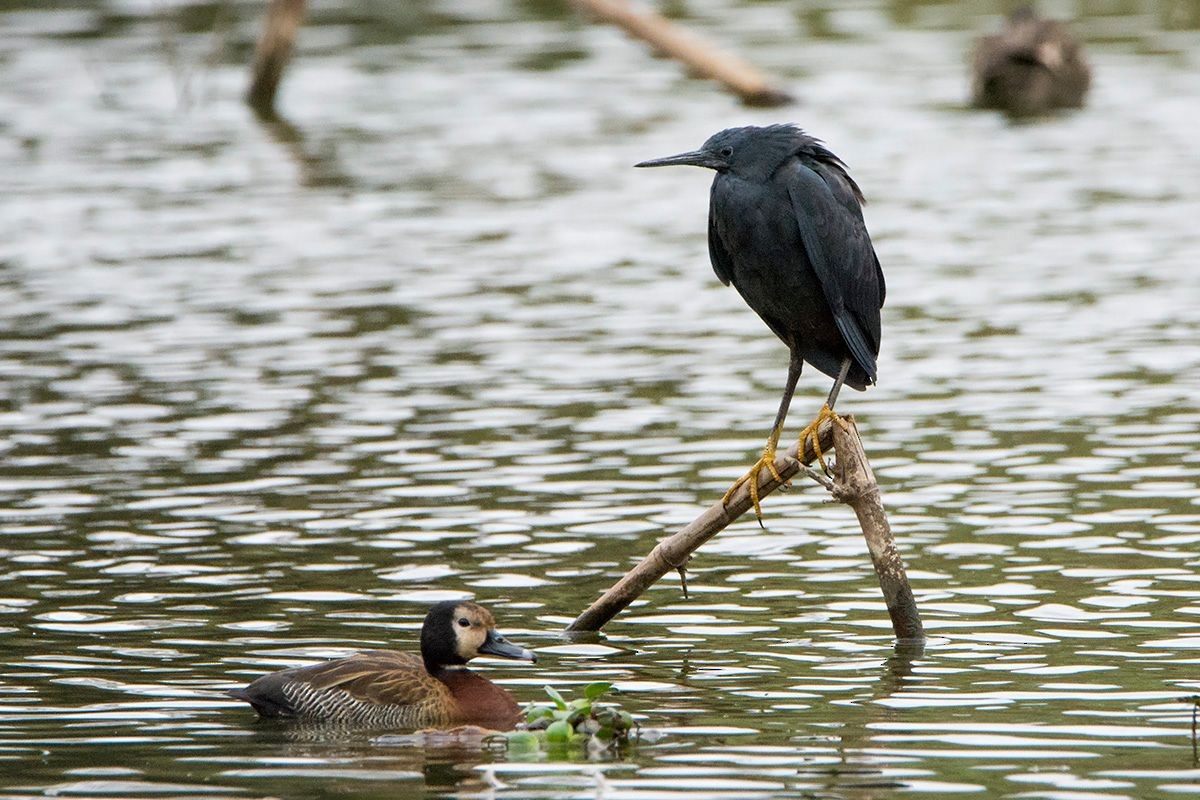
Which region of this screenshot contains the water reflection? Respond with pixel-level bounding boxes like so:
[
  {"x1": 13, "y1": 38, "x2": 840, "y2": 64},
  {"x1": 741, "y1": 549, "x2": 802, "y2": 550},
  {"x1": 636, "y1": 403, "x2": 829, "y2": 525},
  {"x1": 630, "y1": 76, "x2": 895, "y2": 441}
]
[{"x1": 2, "y1": 0, "x2": 1200, "y2": 797}]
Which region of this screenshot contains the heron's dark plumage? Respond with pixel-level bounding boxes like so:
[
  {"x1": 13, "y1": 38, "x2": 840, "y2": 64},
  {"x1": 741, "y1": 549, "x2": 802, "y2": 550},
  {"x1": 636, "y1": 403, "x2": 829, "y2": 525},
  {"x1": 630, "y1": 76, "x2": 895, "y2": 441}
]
[
  {"x1": 699, "y1": 125, "x2": 884, "y2": 389},
  {"x1": 636, "y1": 124, "x2": 886, "y2": 520}
]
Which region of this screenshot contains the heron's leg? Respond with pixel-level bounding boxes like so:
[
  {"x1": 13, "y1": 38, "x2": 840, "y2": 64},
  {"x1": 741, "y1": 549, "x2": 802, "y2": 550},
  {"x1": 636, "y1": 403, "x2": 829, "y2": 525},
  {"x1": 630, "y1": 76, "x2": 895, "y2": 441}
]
[
  {"x1": 825, "y1": 357, "x2": 852, "y2": 411},
  {"x1": 721, "y1": 352, "x2": 803, "y2": 525},
  {"x1": 797, "y1": 358, "x2": 852, "y2": 474}
]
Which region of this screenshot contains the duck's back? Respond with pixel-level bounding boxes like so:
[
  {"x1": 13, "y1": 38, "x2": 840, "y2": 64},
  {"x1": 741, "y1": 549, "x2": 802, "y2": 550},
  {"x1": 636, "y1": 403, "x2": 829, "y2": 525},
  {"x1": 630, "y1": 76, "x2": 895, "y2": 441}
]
[{"x1": 229, "y1": 650, "x2": 453, "y2": 728}]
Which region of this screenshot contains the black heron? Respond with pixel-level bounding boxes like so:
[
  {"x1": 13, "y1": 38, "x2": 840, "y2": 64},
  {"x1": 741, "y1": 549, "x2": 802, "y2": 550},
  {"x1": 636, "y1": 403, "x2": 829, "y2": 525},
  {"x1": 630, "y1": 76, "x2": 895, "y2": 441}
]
[
  {"x1": 971, "y1": 6, "x2": 1090, "y2": 116},
  {"x1": 636, "y1": 124, "x2": 885, "y2": 522}
]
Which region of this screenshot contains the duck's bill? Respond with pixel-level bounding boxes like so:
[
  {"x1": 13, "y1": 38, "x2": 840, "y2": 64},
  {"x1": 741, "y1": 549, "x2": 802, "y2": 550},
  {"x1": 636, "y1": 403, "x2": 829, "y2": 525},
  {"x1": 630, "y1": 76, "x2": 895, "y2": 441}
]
[{"x1": 480, "y1": 629, "x2": 537, "y2": 662}]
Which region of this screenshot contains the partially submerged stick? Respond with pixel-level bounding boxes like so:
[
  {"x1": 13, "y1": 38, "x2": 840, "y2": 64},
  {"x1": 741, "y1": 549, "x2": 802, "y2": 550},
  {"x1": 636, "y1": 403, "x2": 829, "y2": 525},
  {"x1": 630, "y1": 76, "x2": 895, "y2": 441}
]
[
  {"x1": 566, "y1": 415, "x2": 923, "y2": 640},
  {"x1": 247, "y1": 0, "x2": 306, "y2": 116},
  {"x1": 569, "y1": 0, "x2": 793, "y2": 107},
  {"x1": 829, "y1": 418, "x2": 923, "y2": 640}
]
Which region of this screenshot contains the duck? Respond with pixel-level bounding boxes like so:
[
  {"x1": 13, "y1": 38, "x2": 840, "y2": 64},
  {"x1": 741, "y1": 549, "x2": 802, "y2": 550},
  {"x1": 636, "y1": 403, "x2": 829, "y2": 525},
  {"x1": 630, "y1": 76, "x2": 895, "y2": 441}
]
[
  {"x1": 228, "y1": 600, "x2": 536, "y2": 730},
  {"x1": 971, "y1": 6, "x2": 1090, "y2": 116}
]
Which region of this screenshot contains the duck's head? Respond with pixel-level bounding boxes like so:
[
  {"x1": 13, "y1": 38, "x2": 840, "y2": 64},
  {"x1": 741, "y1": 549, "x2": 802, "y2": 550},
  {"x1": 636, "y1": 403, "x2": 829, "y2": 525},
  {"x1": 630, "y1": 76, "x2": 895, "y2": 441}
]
[{"x1": 421, "y1": 600, "x2": 537, "y2": 672}]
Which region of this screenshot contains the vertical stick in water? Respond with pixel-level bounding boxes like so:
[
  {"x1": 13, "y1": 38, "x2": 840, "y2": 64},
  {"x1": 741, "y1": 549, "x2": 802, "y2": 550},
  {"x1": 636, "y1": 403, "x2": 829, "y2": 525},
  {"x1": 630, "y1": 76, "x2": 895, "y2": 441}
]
[
  {"x1": 247, "y1": 0, "x2": 306, "y2": 116},
  {"x1": 830, "y1": 417, "x2": 923, "y2": 640}
]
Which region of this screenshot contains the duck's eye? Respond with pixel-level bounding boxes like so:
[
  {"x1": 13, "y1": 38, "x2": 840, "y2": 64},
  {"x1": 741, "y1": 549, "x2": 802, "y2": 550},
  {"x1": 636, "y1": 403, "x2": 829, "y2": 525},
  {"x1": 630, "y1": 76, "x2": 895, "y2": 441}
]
[
  {"x1": 457, "y1": 617, "x2": 471, "y2": 628},
  {"x1": 720, "y1": 146, "x2": 734, "y2": 158}
]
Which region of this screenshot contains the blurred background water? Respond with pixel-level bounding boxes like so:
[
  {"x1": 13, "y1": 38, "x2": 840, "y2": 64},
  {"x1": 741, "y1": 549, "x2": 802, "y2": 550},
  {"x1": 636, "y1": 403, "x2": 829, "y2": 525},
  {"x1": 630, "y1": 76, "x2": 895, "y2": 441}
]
[{"x1": 1, "y1": 0, "x2": 1199, "y2": 797}]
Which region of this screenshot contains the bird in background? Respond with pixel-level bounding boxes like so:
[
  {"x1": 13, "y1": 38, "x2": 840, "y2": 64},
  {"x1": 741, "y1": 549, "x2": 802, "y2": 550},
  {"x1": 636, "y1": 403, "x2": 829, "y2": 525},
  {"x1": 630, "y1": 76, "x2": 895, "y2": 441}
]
[
  {"x1": 637, "y1": 124, "x2": 885, "y2": 523},
  {"x1": 972, "y1": 5, "x2": 1090, "y2": 116}
]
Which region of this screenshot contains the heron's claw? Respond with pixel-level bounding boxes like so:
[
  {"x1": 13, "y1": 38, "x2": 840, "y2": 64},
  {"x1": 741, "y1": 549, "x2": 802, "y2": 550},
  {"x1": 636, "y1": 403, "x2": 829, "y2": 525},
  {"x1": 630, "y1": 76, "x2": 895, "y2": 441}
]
[
  {"x1": 721, "y1": 445, "x2": 786, "y2": 526},
  {"x1": 796, "y1": 404, "x2": 846, "y2": 475}
]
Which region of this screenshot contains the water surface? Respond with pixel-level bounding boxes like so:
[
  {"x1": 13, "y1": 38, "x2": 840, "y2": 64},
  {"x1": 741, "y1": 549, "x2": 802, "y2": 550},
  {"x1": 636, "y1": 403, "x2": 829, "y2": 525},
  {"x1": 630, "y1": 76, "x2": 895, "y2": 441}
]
[{"x1": 2, "y1": 1, "x2": 1199, "y2": 797}]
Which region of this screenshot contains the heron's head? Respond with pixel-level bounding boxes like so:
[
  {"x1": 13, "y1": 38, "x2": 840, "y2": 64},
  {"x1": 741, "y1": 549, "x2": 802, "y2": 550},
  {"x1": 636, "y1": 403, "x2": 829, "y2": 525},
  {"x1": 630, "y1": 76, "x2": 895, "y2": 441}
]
[{"x1": 635, "y1": 125, "x2": 813, "y2": 179}]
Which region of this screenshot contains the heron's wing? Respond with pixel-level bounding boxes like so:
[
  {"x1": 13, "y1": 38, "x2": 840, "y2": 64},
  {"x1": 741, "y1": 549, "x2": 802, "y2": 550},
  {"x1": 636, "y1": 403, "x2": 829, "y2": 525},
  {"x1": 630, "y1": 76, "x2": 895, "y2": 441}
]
[
  {"x1": 707, "y1": 201, "x2": 735, "y2": 287},
  {"x1": 785, "y1": 160, "x2": 884, "y2": 382}
]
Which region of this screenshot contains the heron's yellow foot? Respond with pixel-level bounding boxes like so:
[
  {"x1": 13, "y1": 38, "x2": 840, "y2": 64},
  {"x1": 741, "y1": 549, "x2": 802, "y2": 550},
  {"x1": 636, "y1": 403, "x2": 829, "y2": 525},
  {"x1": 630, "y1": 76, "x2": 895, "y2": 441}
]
[
  {"x1": 721, "y1": 444, "x2": 785, "y2": 524},
  {"x1": 796, "y1": 404, "x2": 845, "y2": 475}
]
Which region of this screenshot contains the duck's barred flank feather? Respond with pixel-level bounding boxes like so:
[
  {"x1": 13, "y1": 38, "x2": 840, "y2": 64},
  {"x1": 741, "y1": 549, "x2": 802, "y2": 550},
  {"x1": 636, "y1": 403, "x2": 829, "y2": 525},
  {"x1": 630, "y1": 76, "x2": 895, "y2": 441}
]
[
  {"x1": 279, "y1": 679, "x2": 449, "y2": 728},
  {"x1": 232, "y1": 650, "x2": 454, "y2": 727}
]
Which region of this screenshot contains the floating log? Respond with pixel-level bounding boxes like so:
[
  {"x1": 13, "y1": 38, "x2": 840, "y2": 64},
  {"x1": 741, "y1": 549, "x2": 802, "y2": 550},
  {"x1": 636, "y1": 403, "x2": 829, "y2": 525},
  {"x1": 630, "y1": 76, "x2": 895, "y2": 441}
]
[
  {"x1": 569, "y1": 0, "x2": 793, "y2": 107},
  {"x1": 566, "y1": 415, "x2": 922, "y2": 640}
]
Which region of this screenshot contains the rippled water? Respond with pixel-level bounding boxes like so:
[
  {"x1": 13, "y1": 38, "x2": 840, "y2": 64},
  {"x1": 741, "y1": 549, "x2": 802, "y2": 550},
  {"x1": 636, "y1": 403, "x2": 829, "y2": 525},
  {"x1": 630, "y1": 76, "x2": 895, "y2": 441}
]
[{"x1": 2, "y1": 0, "x2": 1199, "y2": 797}]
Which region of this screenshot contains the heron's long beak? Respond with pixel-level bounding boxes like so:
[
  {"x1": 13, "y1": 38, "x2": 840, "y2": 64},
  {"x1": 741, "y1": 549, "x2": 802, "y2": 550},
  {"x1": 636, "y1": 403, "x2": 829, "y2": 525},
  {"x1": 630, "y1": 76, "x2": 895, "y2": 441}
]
[
  {"x1": 479, "y1": 628, "x2": 537, "y2": 662},
  {"x1": 635, "y1": 149, "x2": 723, "y2": 170}
]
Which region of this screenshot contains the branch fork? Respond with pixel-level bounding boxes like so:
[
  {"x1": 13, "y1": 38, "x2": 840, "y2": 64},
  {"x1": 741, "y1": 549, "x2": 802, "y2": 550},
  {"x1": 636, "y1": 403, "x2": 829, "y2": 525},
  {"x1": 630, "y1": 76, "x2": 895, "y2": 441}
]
[{"x1": 566, "y1": 415, "x2": 922, "y2": 641}]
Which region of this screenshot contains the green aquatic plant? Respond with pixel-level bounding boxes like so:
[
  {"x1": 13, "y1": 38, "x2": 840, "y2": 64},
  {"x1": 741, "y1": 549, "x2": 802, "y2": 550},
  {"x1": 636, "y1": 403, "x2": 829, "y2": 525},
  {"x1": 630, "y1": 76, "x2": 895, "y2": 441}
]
[{"x1": 493, "y1": 682, "x2": 638, "y2": 759}]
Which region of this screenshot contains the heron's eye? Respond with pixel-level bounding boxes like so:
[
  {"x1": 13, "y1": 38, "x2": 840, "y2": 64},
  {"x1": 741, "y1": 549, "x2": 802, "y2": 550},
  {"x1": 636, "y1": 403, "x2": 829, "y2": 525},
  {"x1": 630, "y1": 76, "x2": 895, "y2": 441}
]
[
  {"x1": 457, "y1": 617, "x2": 470, "y2": 628},
  {"x1": 720, "y1": 146, "x2": 734, "y2": 158}
]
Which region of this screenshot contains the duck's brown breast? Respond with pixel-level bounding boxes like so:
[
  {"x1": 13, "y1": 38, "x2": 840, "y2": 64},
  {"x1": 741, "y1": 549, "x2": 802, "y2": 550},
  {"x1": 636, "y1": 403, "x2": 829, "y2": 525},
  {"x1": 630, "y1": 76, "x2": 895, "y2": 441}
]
[{"x1": 436, "y1": 668, "x2": 523, "y2": 730}]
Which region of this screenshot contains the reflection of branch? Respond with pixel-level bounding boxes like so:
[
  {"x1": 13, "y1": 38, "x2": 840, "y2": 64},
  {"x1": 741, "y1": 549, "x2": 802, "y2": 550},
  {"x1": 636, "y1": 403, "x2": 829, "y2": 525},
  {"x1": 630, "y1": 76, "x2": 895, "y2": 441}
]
[
  {"x1": 247, "y1": 0, "x2": 306, "y2": 115},
  {"x1": 808, "y1": 638, "x2": 924, "y2": 793},
  {"x1": 253, "y1": 112, "x2": 351, "y2": 189},
  {"x1": 877, "y1": 637, "x2": 925, "y2": 699},
  {"x1": 567, "y1": 415, "x2": 924, "y2": 642},
  {"x1": 156, "y1": 4, "x2": 191, "y2": 109},
  {"x1": 245, "y1": 2, "x2": 346, "y2": 187},
  {"x1": 202, "y1": 4, "x2": 235, "y2": 106},
  {"x1": 1194, "y1": 698, "x2": 1198, "y2": 764},
  {"x1": 569, "y1": 0, "x2": 793, "y2": 107},
  {"x1": 154, "y1": 3, "x2": 232, "y2": 111},
  {"x1": 1182, "y1": 695, "x2": 1200, "y2": 764}
]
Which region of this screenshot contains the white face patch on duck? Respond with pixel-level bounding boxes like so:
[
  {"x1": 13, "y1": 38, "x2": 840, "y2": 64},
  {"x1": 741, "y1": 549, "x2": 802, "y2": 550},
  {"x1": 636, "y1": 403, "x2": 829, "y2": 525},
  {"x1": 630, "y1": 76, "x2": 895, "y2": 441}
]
[
  {"x1": 447, "y1": 602, "x2": 537, "y2": 664},
  {"x1": 450, "y1": 603, "x2": 492, "y2": 661}
]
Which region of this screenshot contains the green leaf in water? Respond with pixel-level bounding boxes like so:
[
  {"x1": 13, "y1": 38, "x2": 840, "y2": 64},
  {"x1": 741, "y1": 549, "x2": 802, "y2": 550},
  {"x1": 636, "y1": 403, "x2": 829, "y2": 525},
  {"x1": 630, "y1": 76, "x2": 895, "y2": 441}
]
[
  {"x1": 584, "y1": 681, "x2": 613, "y2": 701},
  {"x1": 544, "y1": 685, "x2": 568, "y2": 710},
  {"x1": 504, "y1": 730, "x2": 541, "y2": 755},
  {"x1": 526, "y1": 705, "x2": 555, "y2": 724},
  {"x1": 545, "y1": 718, "x2": 572, "y2": 744}
]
